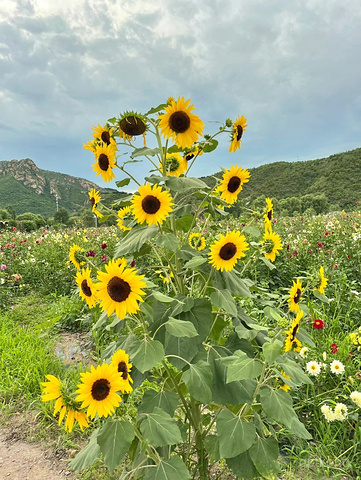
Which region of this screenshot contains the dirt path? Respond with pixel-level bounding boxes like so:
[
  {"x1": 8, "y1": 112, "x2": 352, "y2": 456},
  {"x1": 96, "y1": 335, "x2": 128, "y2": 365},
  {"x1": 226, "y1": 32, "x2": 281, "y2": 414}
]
[{"x1": 0, "y1": 432, "x2": 72, "y2": 480}]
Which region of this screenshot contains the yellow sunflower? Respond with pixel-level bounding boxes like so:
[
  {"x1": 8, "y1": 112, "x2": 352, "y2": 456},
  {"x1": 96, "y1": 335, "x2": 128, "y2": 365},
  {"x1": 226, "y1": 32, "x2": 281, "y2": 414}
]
[
  {"x1": 189, "y1": 232, "x2": 206, "y2": 251},
  {"x1": 131, "y1": 183, "x2": 174, "y2": 226},
  {"x1": 41, "y1": 374, "x2": 62, "y2": 403},
  {"x1": 76, "y1": 267, "x2": 98, "y2": 308},
  {"x1": 260, "y1": 228, "x2": 283, "y2": 262},
  {"x1": 284, "y1": 311, "x2": 303, "y2": 352},
  {"x1": 76, "y1": 363, "x2": 123, "y2": 419},
  {"x1": 83, "y1": 140, "x2": 97, "y2": 153},
  {"x1": 117, "y1": 206, "x2": 132, "y2": 231},
  {"x1": 183, "y1": 145, "x2": 203, "y2": 162},
  {"x1": 88, "y1": 188, "x2": 103, "y2": 219},
  {"x1": 159, "y1": 97, "x2": 204, "y2": 149},
  {"x1": 111, "y1": 349, "x2": 133, "y2": 394},
  {"x1": 279, "y1": 371, "x2": 291, "y2": 392},
  {"x1": 96, "y1": 259, "x2": 146, "y2": 319},
  {"x1": 264, "y1": 198, "x2": 273, "y2": 229},
  {"x1": 92, "y1": 124, "x2": 116, "y2": 146},
  {"x1": 288, "y1": 278, "x2": 303, "y2": 313},
  {"x1": 161, "y1": 152, "x2": 188, "y2": 177},
  {"x1": 315, "y1": 265, "x2": 328, "y2": 295},
  {"x1": 209, "y1": 230, "x2": 249, "y2": 272},
  {"x1": 64, "y1": 409, "x2": 89, "y2": 433},
  {"x1": 92, "y1": 142, "x2": 117, "y2": 182},
  {"x1": 229, "y1": 115, "x2": 247, "y2": 152},
  {"x1": 69, "y1": 244, "x2": 85, "y2": 270},
  {"x1": 218, "y1": 165, "x2": 251, "y2": 204}
]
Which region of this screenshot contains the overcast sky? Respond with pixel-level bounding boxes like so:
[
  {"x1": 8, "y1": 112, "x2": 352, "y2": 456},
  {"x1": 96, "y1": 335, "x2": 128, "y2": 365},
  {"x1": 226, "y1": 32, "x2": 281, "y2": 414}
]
[{"x1": 1, "y1": 0, "x2": 360, "y2": 191}]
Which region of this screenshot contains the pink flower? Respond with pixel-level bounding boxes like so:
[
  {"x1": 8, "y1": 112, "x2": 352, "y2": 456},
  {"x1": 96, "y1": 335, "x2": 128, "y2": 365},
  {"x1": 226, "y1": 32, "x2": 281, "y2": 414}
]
[
  {"x1": 101, "y1": 255, "x2": 108, "y2": 262},
  {"x1": 1, "y1": 264, "x2": 6, "y2": 271}
]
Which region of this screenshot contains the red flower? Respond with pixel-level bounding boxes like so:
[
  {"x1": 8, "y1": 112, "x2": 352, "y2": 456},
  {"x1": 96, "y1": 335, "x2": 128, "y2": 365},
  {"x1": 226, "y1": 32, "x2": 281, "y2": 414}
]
[
  {"x1": 101, "y1": 254, "x2": 107, "y2": 262},
  {"x1": 13, "y1": 227, "x2": 17, "y2": 231},
  {"x1": 101, "y1": 243, "x2": 107, "y2": 249},
  {"x1": 131, "y1": 260, "x2": 136, "y2": 268},
  {"x1": 330, "y1": 343, "x2": 338, "y2": 354},
  {"x1": 313, "y1": 319, "x2": 324, "y2": 330}
]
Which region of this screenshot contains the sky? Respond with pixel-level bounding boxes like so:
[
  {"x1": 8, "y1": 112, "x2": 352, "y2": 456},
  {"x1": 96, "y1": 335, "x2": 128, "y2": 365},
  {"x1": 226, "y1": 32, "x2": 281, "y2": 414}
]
[{"x1": 1, "y1": 0, "x2": 361, "y2": 191}]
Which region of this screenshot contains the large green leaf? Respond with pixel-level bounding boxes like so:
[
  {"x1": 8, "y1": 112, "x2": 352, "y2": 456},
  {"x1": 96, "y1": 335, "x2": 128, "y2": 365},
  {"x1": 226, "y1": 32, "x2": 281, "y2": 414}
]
[
  {"x1": 221, "y1": 350, "x2": 263, "y2": 383},
  {"x1": 165, "y1": 317, "x2": 199, "y2": 338},
  {"x1": 278, "y1": 358, "x2": 313, "y2": 386},
  {"x1": 128, "y1": 339, "x2": 165, "y2": 374},
  {"x1": 131, "y1": 146, "x2": 161, "y2": 158},
  {"x1": 70, "y1": 429, "x2": 101, "y2": 471},
  {"x1": 217, "y1": 410, "x2": 256, "y2": 458},
  {"x1": 165, "y1": 176, "x2": 209, "y2": 191},
  {"x1": 262, "y1": 342, "x2": 283, "y2": 365},
  {"x1": 175, "y1": 214, "x2": 194, "y2": 232},
  {"x1": 260, "y1": 388, "x2": 312, "y2": 439},
  {"x1": 97, "y1": 419, "x2": 134, "y2": 473},
  {"x1": 182, "y1": 360, "x2": 212, "y2": 404},
  {"x1": 210, "y1": 289, "x2": 238, "y2": 316},
  {"x1": 138, "y1": 390, "x2": 179, "y2": 416},
  {"x1": 115, "y1": 225, "x2": 158, "y2": 256},
  {"x1": 226, "y1": 450, "x2": 258, "y2": 479},
  {"x1": 156, "y1": 233, "x2": 180, "y2": 252},
  {"x1": 213, "y1": 269, "x2": 252, "y2": 297},
  {"x1": 140, "y1": 407, "x2": 183, "y2": 447},
  {"x1": 249, "y1": 436, "x2": 280, "y2": 479},
  {"x1": 184, "y1": 256, "x2": 207, "y2": 270},
  {"x1": 144, "y1": 455, "x2": 190, "y2": 480}
]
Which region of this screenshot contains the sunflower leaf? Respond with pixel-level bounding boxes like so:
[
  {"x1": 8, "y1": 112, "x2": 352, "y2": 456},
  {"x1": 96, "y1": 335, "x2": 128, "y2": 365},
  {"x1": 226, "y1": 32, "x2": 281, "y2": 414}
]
[
  {"x1": 140, "y1": 407, "x2": 183, "y2": 447},
  {"x1": 202, "y1": 138, "x2": 218, "y2": 153},
  {"x1": 211, "y1": 289, "x2": 238, "y2": 316},
  {"x1": 165, "y1": 176, "x2": 209, "y2": 192},
  {"x1": 248, "y1": 436, "x2": 280, "y2": 479},
  {"x1": 116, "y1": 178, "x2": 131, "y2": 188},
  {"x1": 70, "y1": 429, "x2": 101, "y2": 471},
  {"x1": 128, "y1": 339, "x2": 165, "y2": 373},
  {"x1": 145, "y1": 103, "x2": 167, "y2": 115},
  {"x1": 115, "y1": 225, "x2": 158, "y2": 256},
  {"x1": 217, "y1": 410, "x2": 256, "y2": 458},
  {"x1": 165, "y1": 317, "x2": 199, "y2": 338},
  {"x1": 182, "y1": 360, "x2": 212, "y2": 403},
  {"x1": 97, "y1": 419, "x2": 135, "y2": 474},
  {"x1": 143, "y1": 455, "x2": 190, "y2": 479},
  {"x1": 131, "y1": 147, "x2": 161, "y2": 158}
]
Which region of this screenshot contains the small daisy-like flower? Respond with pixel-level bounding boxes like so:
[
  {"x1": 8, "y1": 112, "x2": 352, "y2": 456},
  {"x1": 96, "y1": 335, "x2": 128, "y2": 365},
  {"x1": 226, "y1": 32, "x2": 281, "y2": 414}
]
[
  {"x1": 313, "y1": 318, "x2": 324, "y2": 330},
  {"x1": 228, "y1": 116, "x2": 247, "y2": 152},
  {"x1": 306, "y1": 361, "x2": 322, "y2": 376},
  {"x1": 189, "y1": 232, "x2": 206, "y2": 251},
  {"x1": 330, "y1": 360, "x2": 345, "y2": 375},
  {"x1": 288, "y1": 278, "x2": 303, "y2": 313},
  {"x1": 330, "y1": 343, "x2": 338, "y2": 354},
  {"x1": 321, "y1": 404, "x2": 336, "y2": 422},
  {"x1": 350, "y1": 391, "x2": 361, "y2": 408},
  {"x1": 334, "y1": 403, "x2": 348, "y2": 421},
  {"x1": 299, "y1": 346, "x2": 309, "y2": 358}
]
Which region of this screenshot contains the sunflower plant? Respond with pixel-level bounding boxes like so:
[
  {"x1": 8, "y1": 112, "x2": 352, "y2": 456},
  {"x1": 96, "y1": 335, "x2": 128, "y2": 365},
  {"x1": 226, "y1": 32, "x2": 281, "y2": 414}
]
[{"x1": 42, "y1": 97, "x2": 315, "y2": 479}]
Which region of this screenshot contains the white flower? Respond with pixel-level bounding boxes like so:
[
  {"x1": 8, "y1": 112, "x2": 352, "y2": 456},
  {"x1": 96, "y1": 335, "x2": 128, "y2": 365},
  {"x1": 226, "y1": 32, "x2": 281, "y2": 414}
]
[
  {"x1": 334, "y1": 403, "x2": 348, "y2": 421},
  {"x1": 350, "y1": 391, "x2": 361, "y2": 408},
  {"x1": 306, "y1": 361, "x2": 322, "y2": 376},
  {"x1": 321, "y1": 404, "x2": 336, "y2": 422},
  {"x1": 330, "y1": 360, "x2": 345, "y2": 375},
  {"x1": 299, "y1": 347, "x2": 309, "y2": 358}
]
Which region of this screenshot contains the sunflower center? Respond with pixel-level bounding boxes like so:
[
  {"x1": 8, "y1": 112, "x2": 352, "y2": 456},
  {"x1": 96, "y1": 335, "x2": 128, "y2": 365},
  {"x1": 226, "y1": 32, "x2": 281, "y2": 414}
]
[
  {"x1": 169, "y1": 111, "x2": 191, "y2": 133},
  {"x1": 219, "y1": 242, "x2": 237, "y2": 260},
  {"x1": 166, "y1": 156, "x2": 180, "y2": 172},
  {"x1": 91, "y1": 379, "x2": 111, "y2": 401},
  {"x1": 227, "y1": 176, "x2": 241, "y2": 193},
  {"x1": 185, "y1": 153, "x2": 194, "y2": 161},
  {"x1": 107, "y1": 276, "x2": 131, "y2": 302},
  {"x1": 267, "y1": 210, "x2": 273, "y2": 221},
  {"x1": 117, "y1": 361, "x2": 128, "y2": 380},
  {"x1": 119, "y1": 116, "x2": 146, "y2": 136},
  {"x1": 290, "y1": 323, "x2": 299, "y2": 341},
  {"x1": 90, "y1": 197, "x2": 96, "y2": 207},
  {"x1": 236, "y1": 125, "x2": 243, "y2": 141},
  {"x1": 98, "y1": 153, "x2": 109, "y2": 171},
  {"x1": 81, "y1": 279, "x2": 92, "y2": 297},
  {"x1": 101, "y1": 131, "x2": 111, "y2": 145},
  {"x1": 294, "y1": 288, "x2": 302, "y2": 304},
  {"x1": 141, "y1": 195, "x2": 161, "y2": 214}
]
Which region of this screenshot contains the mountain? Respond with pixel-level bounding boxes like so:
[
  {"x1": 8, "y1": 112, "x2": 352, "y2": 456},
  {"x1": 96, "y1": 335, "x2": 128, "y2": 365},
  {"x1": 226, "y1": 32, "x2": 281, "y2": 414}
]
[{"x1": 0, "y1": 158, "x2": 115, "y2": 217}]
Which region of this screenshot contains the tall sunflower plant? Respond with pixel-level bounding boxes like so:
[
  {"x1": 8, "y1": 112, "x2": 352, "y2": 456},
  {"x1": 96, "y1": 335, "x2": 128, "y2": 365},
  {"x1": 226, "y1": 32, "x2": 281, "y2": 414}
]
[{"x1": 43, "y1": 98, "x2": 314, "y2": 479}]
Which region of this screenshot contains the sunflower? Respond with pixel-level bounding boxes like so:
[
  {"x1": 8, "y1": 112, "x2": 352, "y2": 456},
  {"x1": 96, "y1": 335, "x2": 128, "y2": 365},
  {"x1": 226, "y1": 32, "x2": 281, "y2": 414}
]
[
  {"x1": 88, "y1": 188, "x2": 103, "y2": 219},
  {"x1": 111, "y1": 349, "x2": 133, "y2": 393},
  {"x1": 260, "y1": 228, "x2": 283, "y2": 262},
  {"x1": 209, "y1": 230, "x2": 249, "y2": 272},
  {"x1": 64, "y1": 409, "x2": 89, "y2": 433},
  {"x1": 69, "y1": 244, "x2": 85, "y2": 270},
  {"x1": 92, "y1": 142, "x2": 117, "y2": 182},
  {"x1": 315, "y1": 265, "x2": 328, "y2": 295},
  {"x1": 288, "y1": 278, "x2": 303, "y2": 313},
  {"x1": 189, "y1": 232, "x2": 206, "y2": 251},
  {"x1": 131, "y1": 183, "x2": 174, "y2": 226},
  {"x1": 83, "y1": 140, "x2": 97, "y2": 153},
  {"x1": 92, "y1": 124, "x2": 116, "y2": 146},
  {"x1": 279, "y1": 371, "x2": 291, "y2": 392},
  {"x1": 229, "y1": 115, "x2": 247, "y2": 152},
  {"x1": 119, "y1": 111, "x2": 147, "y2": 138},
  {"x1": 76, "y1": 267, "x2": 98, "y2": 308},
  {"x1": 284, "y1": 311, "x2": 303, "y2": 352},
  {"x1": 76, "y1": 363, "x2": 123, "y2": 419},
  {"x1": 117, "y1": 206, "x2": 132, "y2": 231},
  {"x1": 264, "y1": 198, "x2": 273, "y2": 229},
  {"x1": 96, "y1": 259, "x2": 146, "y2": 319},
  {"x1": 159, "y1": 97, "x2": 204, "y2": 149},
  {"x1": 41, "y1": 374, "x2": 62, "y2": 403},
  {"x1": 218, "y1": 165, "x2": 250, "y2": 204},
  {"x1": 183, "y1": 145, "x2": 203, "y2": 162},
  {"x1": 161, "y1": 152, "x2": 188, "y2": 177}
]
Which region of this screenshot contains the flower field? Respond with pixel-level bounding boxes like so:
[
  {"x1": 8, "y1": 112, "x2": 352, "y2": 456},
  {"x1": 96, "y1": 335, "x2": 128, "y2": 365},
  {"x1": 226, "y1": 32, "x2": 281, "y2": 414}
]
[{"x1": 1, "y1": 98, "x2": 361, "y2": 479}]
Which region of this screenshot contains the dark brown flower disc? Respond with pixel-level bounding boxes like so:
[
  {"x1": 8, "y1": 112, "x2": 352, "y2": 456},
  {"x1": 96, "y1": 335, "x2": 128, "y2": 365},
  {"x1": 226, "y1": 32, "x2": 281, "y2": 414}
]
[
  {"x1": 119, "y1": 116, "x2": 146, "y2": 136},
  {"x1": 169, "y1": 111, "x2": 191, "y2": 133},
  {"x1": 141, "y1": 195, "x2": 161, "y2": 214},
  {"x1": 101, "y1": 131, "x2": 111, "y2": 145},
  {"x1": 294, "y1": 288, "x2": 302, "y2": 304},
  {"x1": 227, "y1": 176, "x2": 241, "y2": 193},
  {"x1": 81, "y1": 279, "x2": 92, "y2": 297},
  {"x1": 107, "y1": 276, "x2": 131, "y2": 302},
  {"x1": 236, "y1": 125, "x2": 243, "y2": 141},
  {"x1": 219, "y1": 242, "x2": 237, "y2": 260},
  {"x1": 117, "y1": 361, "x2": 129, "y2": 380},
  {"x1": 91, "y1": 379, "x2": 110, "y2": 400},
  {"x1": 98, "y1": 153, "x2": 110, "y2": 171}
]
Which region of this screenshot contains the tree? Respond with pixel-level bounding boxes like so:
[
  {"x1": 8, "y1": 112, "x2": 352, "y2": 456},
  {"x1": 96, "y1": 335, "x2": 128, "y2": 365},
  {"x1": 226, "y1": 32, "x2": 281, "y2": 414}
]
[{"x1": 54, "y1": 208, "x2": 70, "y2": 225}]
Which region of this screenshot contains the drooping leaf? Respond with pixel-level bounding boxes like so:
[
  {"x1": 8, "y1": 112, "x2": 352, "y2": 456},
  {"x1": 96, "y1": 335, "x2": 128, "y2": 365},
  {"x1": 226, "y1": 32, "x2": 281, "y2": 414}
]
[
  {"x1": 156, "y1": 233, "x2": 180, "y2": 252},
  {"x1": 140, "y1": 407, "x2": 183, "y2": 447},
  {"x1": 128, "y1": 339, "x2": 165, "y2": 373},
  {"x1": 97, "y1": 419, "x2": 135, "y2": 473},
  {"x1": 115, "y1": 225, "x2": 158, "y2": 256},
  {"x1": 138, "y1": 390, "x2": 179, "y2": 416},
  {"x1": 182, "y1": 360, "x2": 212, "y2": 404},
  {"x1": 165, "y1": 176, "x2": 209, "y2": 191},
  {"x1": 116, "y1": 178, "x2": 131, "y2": 188},
  {"x1": 226, "y1": 450, "x2": 258, "y2": 480},
  {"x1": 165, "y1": 317, "x2": 199, "y2": 338},
  {"x1": 222, "y1": 350, "x2": 263, "y2": 383},
  {"x1": 184, "y1": 256, "x2": 207, "y2": 270},
  {"x1": 249, "y1": 436, "x2": 280, "y2": 479},
  {"x1": 131, "y1": 146, "x2": 161, "y2": 158},
  {"x1": 211, "y1": 289, "x2": 238, "y2": 316},
  {"x1": 143, "y1": 455, "x2": 190, "y2": 480},
  {"x1": 217, "y1": 410, "x2": 256, "y2": 458},
  {"x1": 278, "y1": 358, "x2": 313, "y2": 386},
  {"x1": 70, "y1": 429, "x2": 101, "y2": 471},
  {"x1": 152, "y1": 291, "x2": 177, "y2": 303},
  {"x1": 175, "y1": 214, "x2": 194, "y2": 232},
  {"x1": 262, "y1": 342, "x2": 283, "y2": 365}
]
